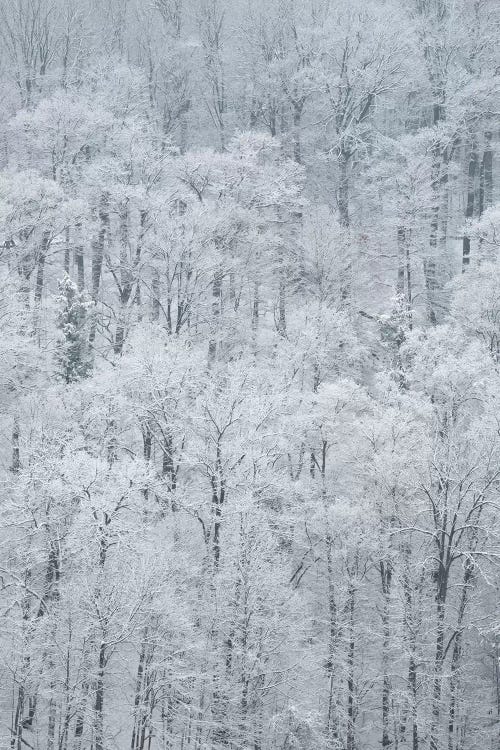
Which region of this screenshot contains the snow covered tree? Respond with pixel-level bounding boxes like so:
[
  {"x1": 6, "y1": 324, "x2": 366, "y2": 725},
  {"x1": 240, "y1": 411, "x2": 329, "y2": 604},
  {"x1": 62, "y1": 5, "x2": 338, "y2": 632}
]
[
  {"x1": 55, "y1": 274, "x2": 93, "y2": 382},
  {"x1": 0, "y1": 3, "x2": 498, "y2": 749}
]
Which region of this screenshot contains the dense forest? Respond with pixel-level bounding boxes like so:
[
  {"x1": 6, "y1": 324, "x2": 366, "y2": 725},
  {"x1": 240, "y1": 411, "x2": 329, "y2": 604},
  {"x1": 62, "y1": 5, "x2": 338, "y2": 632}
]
[{"x1": 0, "y1": 1, "x2": 499, "y2": 749}]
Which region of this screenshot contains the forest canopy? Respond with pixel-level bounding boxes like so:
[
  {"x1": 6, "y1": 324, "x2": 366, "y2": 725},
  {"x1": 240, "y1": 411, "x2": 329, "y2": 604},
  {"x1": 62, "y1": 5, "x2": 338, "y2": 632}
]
[{"x1": 0, "y1": 1, "x2": 499, "y2": 750}]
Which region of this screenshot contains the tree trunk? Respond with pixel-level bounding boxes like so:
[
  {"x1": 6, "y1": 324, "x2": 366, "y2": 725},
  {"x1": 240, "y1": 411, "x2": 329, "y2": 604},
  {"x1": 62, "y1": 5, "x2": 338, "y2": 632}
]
[
  {"x1": 380, "y1": 560, "x2": 393, "y2": 749},
  {"x1": 208, "y1": 267, "x2": 223, "y2": 364},
  {"x1": 338, "y1": 150, "x2": 350, "y2": 228},
  {"x1": 482, "y1": 130, "x2": 493, "y2": 210},
  {"x1": 424, "y1": 102, "x2": 447, "y2": 323},
  {"x1": 401, "y1": 562, "x2": 420, "y2": 750},
  {"x1": 152, "y1": 268, "x2": 160, "y2": 322},
  {"x1": 430, "y1": 569, "x2": 448, "y2": 750},
  {"x1": 75, "y1": 224, "x2": 84, "y2": 291},
  {"x1": 346, "y1": 583, "x2": 356, "y2": 750},
  {"x1": 447, "y1": 558, "x2": 475, "y2": 750},
  {"x1": 46, "y1": 651, "x2": 57, "y2": 750},
  {"x1": 73, "y1": 673, "x2": 90, "y2": 750},
  {"x1": 462, "y1": 141, "x2": 478, "y2": 270},
  {"x1": 33, "y1": 230, "x2": 50, "y2": 332},
  {"x1": 64, "y1": 226, "x2": 70, "y2": 275},
  {"x1": 292, "y1": 99, "x2": 304, "y2": 164},
  {"x1": 94, "y1": 641, "x2": 106, "y2": 750},
  {"x1": 277, "y1": 273, "x2": 286, "y2": 337},
  {"x1": 251, "y1": 279, "x2": 259, "y2": 352},
  {"x1": 325, "y1": 533, "x2": 339, "y2": 746},
  {"x1": 424, "y1": 150, "x2": 440, "y2": 325},
  {"x1": 131, "y1": 634, "x2": 151, "y2": 750},
  {"x1": 114, "y1": 201, "x2": 133, "y2": 355},
  {"x1": 11, "y1": 417, "x2": 21, "y2": 473},
  {"x1": 89, "y1": 193, "x2": 109, "y2": 345},
  {"x1": 276, "y1": 215, "x2": 287, "y2": 337},
  {"x1": 58, "y1": 633, "x2": 73, "y2": 750},
  {"x1": 211, "y1": 443, "x2": 225, "y2": 570},
  {"x1": 396, "y1": 226, "x2": 406, "y2": 299}
]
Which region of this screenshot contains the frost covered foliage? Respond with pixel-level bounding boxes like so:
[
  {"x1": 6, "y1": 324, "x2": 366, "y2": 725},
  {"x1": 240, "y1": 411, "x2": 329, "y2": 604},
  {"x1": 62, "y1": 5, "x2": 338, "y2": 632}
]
[
  {"x1": 55, "y1": 275, "x2": 93, "y2": 382},
  {"x1": 0, "y1": 1, "x2": 499, "y2": 750}
]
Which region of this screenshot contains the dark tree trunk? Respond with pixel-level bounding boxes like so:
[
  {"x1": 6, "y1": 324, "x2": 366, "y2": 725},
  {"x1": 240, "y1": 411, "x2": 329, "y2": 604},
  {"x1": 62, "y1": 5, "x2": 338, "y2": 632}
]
[
  {"x1": 425, "y1": 152, "x2": 441, "y2": 325},
  {"x1": 447, "y1": 558, "x2": 475, "y2": 750},
  {"x1": 89, "y1": 193, "x2": 109, "y2": 345},
  {"x1": 482, "y1": 130, "x2": 493, "y2": 210},
  {"x1": 338, "y1": 150, "x2": 350, "y2": 228},
  {"x1": 380, "y1": 560, "x2": 393, "y2": 749},
  {"x1": 401, "y1": 561, "x2": 421, "y2": 750},
  {"x1": 325, "y1": 533, "x2": 339, "y2": 746},
  {"x1": 33, "y1": 230, "x2": 50, "y2": 332},
  {"x1": 430, "y1": 565, "x2": 448, "y2": 750},
  {"x1": 346, "y1": 583, "x2": 356, "y2": 750},
  {"x1": 75, "y1": 224, "x2": 85, "y2": 291},
  {"x1": 152, "y1": 266, "x2": 160, "y2": 322},
  {"x1": 397, "y1": 226, "x2": 406, "y2": 299},
  {"x1": 462, "y1": 141, "x2": 479, "y2": 270},
  {"x1": 211, "y1": 442, "x2": 225, "y2": 569},
  {"x1": 94, "y1": 641, "x2": 107, "y2": 750},
  {"x1": 64, "y1": 227, "x2": 70, "y2": 275},
  {"x1": 114, "y1": 201, "x2": 133, "y2": 355},
  {"x1": 208, "y1": 267, "x2": 223, "y2": 364},
  {"x1": 292, "y1": 99, "x2": 304, "y2": 164},
  {"x1": 11, "y1": 417, "x2": 21, "y2": 473},
  {"x1": 131, "y1": 636, "x2": 151, "y2": 750},
  {"x1": 424, "y1": 95, "x2": 448, "y2": 324}
]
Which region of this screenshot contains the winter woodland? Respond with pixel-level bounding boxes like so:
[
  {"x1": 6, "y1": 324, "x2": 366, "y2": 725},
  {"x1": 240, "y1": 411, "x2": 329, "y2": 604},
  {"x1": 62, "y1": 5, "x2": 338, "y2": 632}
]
[{"x1": 0, "y1": 1, "x2": 499, "y2": 749}]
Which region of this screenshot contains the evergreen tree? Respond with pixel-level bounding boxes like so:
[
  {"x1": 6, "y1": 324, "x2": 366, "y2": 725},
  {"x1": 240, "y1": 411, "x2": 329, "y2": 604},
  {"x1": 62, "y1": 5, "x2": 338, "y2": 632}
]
[{"x1": 55, "y1": 274, "x2": 93, "y2": 383}]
